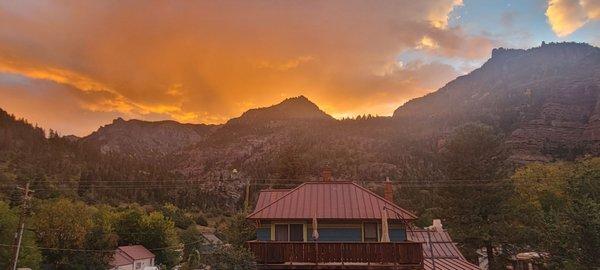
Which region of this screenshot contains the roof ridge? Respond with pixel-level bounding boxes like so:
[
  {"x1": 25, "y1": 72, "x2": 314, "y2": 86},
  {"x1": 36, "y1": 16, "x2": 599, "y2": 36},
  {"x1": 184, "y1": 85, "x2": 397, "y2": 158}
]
[
  {"x1": 117, "y1": 247, "x2": 135, "y2": 262},
  {"x1": 246, "y1": 182, "x2": 307, "y2": 219},
  {"x1": 117, "y1": 248, "x2": 135, "y2": 261},
  {"x1": 350, "y1": 182, "x2": 417, "y2": 219}
]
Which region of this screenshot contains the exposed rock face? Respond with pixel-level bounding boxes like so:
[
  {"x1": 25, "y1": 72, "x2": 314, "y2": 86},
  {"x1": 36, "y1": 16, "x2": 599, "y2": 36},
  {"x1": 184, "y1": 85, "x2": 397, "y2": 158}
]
[
  {"x1": 394, "y1": 42, "x2": 600, "y2": 163},
  {"x1": 82, "y1": 43, "x2": 600, "y2": 165},
  {"x1": 82, "y1": 118, "x2": 215, "y2": 155}
]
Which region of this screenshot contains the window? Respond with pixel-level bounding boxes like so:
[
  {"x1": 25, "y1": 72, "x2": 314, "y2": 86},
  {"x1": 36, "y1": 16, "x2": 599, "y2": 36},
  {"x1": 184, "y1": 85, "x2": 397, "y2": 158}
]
[
  {"x1": 275, "y1": 224, "x2": 289, "y2": 241},
  {"x1": 364, "y1": 222, "x2": 378, "y2": 242},
  {"x1": 289, "y1": 224, "x2": 303, "y2": 242},
  {"x1": 135, "y1": 262, "x2": 141, "y2": 269},
  {"x1": 274, "y1": 224, "x2": 304, "y2": 241}
]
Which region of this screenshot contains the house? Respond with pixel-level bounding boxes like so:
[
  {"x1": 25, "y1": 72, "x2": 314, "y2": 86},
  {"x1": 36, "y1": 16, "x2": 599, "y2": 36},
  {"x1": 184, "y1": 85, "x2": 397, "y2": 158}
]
[
  {"x1": 109, "y1": 245, "x2": 156, "y2": 270},
  {"x1": 246, "y1": 172, "x2": 479, "y2": 269},
  {"x1": 198, "y1": 231, "x2": 224, "y2": 254},
  {"x1": 408, "y1": 220, "x2": 479, "y2": 270}
]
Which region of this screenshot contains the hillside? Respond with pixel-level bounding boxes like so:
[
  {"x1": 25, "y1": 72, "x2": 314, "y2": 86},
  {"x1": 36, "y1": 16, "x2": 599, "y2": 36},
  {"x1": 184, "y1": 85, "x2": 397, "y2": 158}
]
[
  {"x1": 3, "y1": 42, "x2": 599, "y2": 206},
  {"x1": 82, "y1": 117, "x2": 216, "y2": 156},
  {"x1": 74, "y1": 43, "x2": 600, "y2": 179},
  {"x1": 394, "y1": 42, "x2": 600, "y2": 162}
]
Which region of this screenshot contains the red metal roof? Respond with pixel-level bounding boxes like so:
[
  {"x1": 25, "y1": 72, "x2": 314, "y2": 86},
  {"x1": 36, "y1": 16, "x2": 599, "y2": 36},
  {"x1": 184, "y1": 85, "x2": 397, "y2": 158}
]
[
  {"x1": 110, "y1": 250, "x2": 133, "y2": 267},
  {"x1": 118, "y1": 245, "x2": 155, "y2": 260},
  {"x1": 423, "y1": 258, "x2": 480, "y2": 270},
  {"x1": 255, "y1": 189, "x2": 290, "y2": 209},
  {"x1": 247, "y1": 181, "x2": 417, "y2": 220},
  {"x1": 407, "y1": 229, "x2": 479, "y2": 270}
]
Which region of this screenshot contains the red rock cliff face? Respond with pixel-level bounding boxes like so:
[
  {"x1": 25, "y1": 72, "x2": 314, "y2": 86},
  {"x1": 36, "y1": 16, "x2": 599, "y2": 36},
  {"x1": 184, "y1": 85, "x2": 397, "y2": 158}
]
[{"x1": 394, "y1": 42, "x2": 600, "y2": 163}]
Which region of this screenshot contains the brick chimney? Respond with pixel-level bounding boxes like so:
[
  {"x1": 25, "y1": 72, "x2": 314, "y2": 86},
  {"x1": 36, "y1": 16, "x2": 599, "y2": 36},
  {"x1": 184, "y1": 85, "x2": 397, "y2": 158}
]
[
  {"x1": 384, "y1": 177, "x2": 394, "y2": 202},
  {"x1": 322, "y1": 166, "x2": 332, "y2": 182}
]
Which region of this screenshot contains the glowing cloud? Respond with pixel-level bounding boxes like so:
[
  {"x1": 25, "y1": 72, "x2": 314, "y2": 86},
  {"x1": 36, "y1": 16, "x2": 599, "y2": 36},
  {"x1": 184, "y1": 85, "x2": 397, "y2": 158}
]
[
  {"x1": 546, "y1": 0, "x2": 600, "y2": 37},
  {"x1": 0, "y1": 1, "x2": 490, "y2": 135}
]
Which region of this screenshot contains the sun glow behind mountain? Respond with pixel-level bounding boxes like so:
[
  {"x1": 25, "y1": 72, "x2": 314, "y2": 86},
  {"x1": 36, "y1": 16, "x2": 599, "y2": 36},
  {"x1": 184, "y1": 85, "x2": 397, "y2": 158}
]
[{"x1": 0, "y1": 0, "x2": 599, "y2": 136}]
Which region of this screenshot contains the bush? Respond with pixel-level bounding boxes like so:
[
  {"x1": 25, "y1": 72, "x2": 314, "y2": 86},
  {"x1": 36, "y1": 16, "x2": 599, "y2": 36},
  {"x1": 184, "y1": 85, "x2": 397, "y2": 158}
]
[
  {"x1": 194, "y1": 214, "x2": 208, "y2": 226},
  {"x1": 160, "y1": 203, "x2": 195, "y2": 229},
  {"x1": 203, "y1": 245, "x2": 256, "y2": 270}
]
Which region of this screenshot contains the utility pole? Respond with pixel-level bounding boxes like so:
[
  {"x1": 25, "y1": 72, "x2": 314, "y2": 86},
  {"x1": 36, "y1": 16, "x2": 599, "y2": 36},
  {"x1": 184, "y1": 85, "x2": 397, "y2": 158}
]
[
  {"x1": 9, "y1": 182, "x2": 33, "y2": 270},
  {"x1": 244, "y1": 179, "x2": 250, "y2": 211}
]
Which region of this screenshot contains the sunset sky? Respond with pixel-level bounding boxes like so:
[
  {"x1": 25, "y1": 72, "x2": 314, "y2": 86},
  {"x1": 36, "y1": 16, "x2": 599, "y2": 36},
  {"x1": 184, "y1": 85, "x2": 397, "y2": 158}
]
[{"x1": 1, "y1": 0, "x2": 599, "y2": 136}]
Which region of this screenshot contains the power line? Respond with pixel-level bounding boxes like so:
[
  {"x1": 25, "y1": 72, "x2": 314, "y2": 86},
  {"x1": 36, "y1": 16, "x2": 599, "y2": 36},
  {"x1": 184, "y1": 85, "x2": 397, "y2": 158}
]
[
  {"x1": 0, "y1": 182, "x2": 544, "y2": 191},
  {"x1": 1, "y1": 176, "x2": 567, "y2": 183},
  {"x1": 0, "y1": 239, "x2": 204, "y2": 253}
]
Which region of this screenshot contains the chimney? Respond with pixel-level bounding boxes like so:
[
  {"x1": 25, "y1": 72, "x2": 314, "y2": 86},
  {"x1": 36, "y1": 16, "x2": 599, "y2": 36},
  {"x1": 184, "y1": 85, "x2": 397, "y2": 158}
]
[
  {"x1": 384, "y1": 177, "x2": 394, "y2": 202},
  {"x1": 322, "y1": 166, "x2": 332, "y2": 182},
  {"x1": 431, "y1": 219, "x2": 443, "y2": 232}
]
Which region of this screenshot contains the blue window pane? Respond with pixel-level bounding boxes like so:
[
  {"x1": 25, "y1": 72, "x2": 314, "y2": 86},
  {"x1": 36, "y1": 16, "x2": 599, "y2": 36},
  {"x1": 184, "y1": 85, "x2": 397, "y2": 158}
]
[
  {"x1": 313, "y1": 228, "x2": 362, "y2": 242},
  {"x1": 390, "y1": 229, "x2": 406, "y2": 242},
  {"x1": 256, "y1": 228, "x2": 270, "y2": 241}
]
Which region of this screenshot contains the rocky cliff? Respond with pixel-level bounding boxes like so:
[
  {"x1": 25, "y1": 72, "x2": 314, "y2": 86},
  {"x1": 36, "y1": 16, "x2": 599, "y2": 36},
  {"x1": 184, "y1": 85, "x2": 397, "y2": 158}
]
[
  {"x1": 82, "y1": 118, "x2": 215, "y2": 155},
  {"x1": 394, "y1": 42, "x2": 600, "y2": 162}
]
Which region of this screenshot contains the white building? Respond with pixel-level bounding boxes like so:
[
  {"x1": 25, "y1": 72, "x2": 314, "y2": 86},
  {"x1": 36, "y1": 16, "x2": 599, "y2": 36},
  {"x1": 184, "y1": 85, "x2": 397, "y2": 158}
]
[{"x1": 109, "y1": 245, "x2": 156, "y2": 270}]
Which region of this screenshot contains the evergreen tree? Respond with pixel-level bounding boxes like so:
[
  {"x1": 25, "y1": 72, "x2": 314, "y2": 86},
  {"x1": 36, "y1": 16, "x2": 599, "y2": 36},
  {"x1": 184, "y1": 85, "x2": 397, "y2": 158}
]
[{"x1": 439, "y1": 123, "x2": 514, "y2": 269}]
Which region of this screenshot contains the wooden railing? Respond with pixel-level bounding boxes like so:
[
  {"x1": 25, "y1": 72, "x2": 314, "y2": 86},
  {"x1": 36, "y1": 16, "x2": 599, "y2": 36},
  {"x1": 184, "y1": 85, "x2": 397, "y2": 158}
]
[{"x1": 247, "y1": 241, "x2": 423, "y2": 265}]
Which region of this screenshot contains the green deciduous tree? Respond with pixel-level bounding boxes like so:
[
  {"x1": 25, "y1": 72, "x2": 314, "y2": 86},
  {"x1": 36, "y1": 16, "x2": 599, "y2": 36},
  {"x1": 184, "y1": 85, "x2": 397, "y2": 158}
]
[
  {"x1": 514, "y1": 158, "x2": 600, "y2": 269},
  {"x1": 0, "y1": 201, "x2": 42, "y2": 270},
  {"x1": 180, "y1": 225, "x2": 205, "y2": 262},
  {"x1": 160, "y1": 203, "x2": 195, "y2": 229},
  {"x1": 114, "y1": 206, "x2": 181, "y2": 268},
  {"x1": 33, "y1": 198, "x2": 93, "y2": 268},
  {"x1": 202, "y1": 245, "x2": 256, "y2": 270},
  {"x1": 224, "y1": 212, "x2": 256, "y2": 248},
  {"x1": 32, "y1": 198, "x2": 116, "y2": 269}
]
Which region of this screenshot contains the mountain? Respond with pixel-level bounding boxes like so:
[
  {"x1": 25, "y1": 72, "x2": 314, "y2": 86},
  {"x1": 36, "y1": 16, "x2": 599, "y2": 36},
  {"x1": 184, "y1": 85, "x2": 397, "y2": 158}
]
[
  {"x1": 393, "y1": 42, "x2": 600, "y2": 162},
  {"x1": 2, "y1": 42, "x2": 599, "y2": 211},
  {"x1": 80, "y1": 43, "x2": 600, "y2": 176},
  {"x1": 226, "y1": 95, "x2": 333, "y2": 125},
  {"x1": 82, "y1": 118, "x2": 215, "y2": 155}
]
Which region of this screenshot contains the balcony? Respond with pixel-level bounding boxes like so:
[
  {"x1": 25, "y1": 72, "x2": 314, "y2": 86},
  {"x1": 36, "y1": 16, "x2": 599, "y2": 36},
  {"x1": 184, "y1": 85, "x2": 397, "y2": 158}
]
[{"x1": 247, "y1": 241, "x2": 424, "y2": 269}]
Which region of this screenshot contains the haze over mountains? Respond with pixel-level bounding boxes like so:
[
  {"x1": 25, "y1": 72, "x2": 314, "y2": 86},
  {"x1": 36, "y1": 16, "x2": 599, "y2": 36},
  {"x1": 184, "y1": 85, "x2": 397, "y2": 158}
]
[
  {"x1": 1, "y1": 42, "x2": 599, "y2": 192},
  {"x1": 78, "y1": 42, "x2": 600, "y2": 167},
  {"x1": 1, "y1": 41, "x2": 599, "y2": 210}
]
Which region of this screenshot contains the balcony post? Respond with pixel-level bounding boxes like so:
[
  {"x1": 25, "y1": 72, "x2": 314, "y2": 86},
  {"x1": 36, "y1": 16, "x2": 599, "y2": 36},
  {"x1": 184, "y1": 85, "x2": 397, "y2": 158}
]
[
  {"x1": 367, "y1": 242, "x2": 370, "y2": 266},
  {"x1": 315, "y1": 241, "x2": 319, "y2": 266},
  {"x1": 340, "y1": 242, "x2": 344, "y2": 267}
]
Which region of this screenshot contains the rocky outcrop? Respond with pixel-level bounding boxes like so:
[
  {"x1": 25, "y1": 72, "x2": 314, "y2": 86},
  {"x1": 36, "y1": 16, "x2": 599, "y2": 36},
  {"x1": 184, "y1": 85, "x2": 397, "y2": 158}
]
[
  {"x1": 82, "y1": 118, "x2": 215, "y2": 156},
  {"x1": 394, "y1": 42, "x2": 600, "y2": 163}
]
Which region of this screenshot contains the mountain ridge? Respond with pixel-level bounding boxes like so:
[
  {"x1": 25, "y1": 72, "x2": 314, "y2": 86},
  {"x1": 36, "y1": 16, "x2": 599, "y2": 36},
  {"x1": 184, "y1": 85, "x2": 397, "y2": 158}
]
[{"x1": 60, "y1": 42, "x2": 600, "y2": 163}]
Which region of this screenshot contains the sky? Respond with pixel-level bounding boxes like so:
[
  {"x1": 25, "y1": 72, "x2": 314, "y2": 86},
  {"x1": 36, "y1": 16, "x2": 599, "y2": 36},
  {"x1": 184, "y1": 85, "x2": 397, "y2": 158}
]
[{"x1": 1, "y1": 0, "x2": 599, "y2": 136}]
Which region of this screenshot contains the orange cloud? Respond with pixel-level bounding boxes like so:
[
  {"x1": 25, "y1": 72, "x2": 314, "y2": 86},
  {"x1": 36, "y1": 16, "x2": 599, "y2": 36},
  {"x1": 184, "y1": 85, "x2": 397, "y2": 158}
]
[
  {"x1": 0, "y1": 1, "x2": 490, "y2": 135},
  {"x1": 546, "y1": 0, "x2": 600, "y2": 37}
]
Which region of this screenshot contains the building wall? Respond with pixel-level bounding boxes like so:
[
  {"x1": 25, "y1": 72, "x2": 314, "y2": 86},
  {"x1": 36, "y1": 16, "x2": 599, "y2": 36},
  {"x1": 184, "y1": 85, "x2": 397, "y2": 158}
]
[
  {"x1": 132, "y1": 258, "x2": 154, "y2": 270},
  {"x1": 255, "y1": 221, "x2": 407, "y2": 242},
  {"x1": 111, "y1": 264, "x2": 133, "y2": 270}
]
